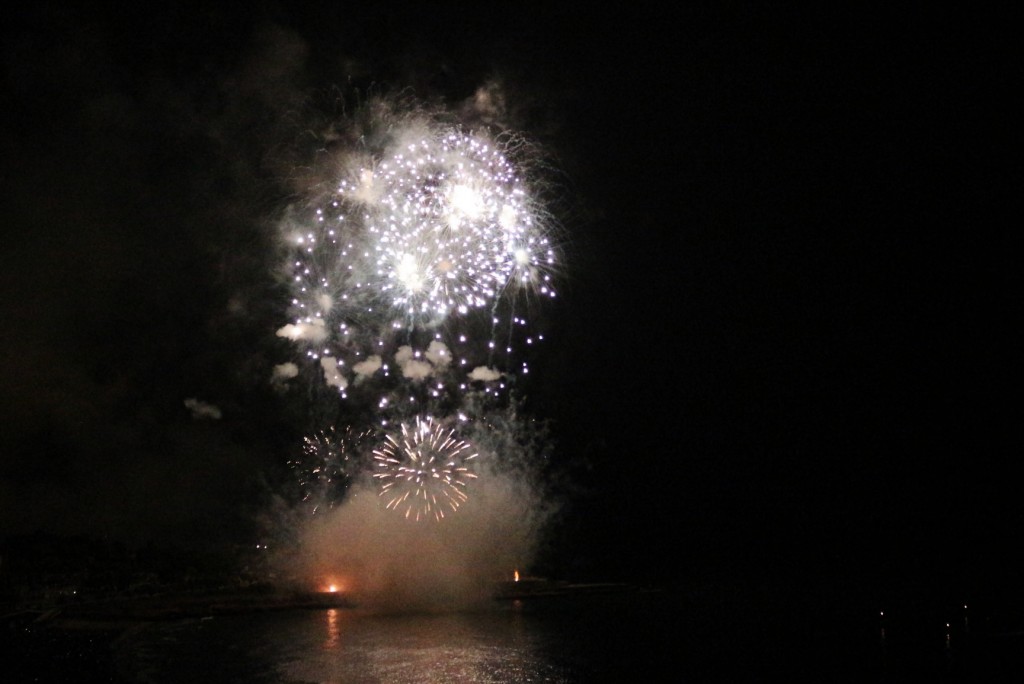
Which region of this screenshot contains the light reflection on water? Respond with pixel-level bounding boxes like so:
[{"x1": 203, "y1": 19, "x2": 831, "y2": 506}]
[
  {"x1": 112, "y1": 590, "x2": 1016, "y2": 682},
  {"x1": 115, "y1": 597, "x2": 647, "y2": 683},
  {"x1": 323, "y1": 609, "x2": 341, "y2": 651},
  {"x1": 282, "y1": 606, "x2": 571, "y2": 683}
]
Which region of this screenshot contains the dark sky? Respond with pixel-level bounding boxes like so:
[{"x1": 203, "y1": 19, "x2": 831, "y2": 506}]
[{"x1": 0, "y1": 4, "x2": 1013, "y2": 596}]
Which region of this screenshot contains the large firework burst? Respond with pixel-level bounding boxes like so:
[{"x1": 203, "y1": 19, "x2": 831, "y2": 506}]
[
  {"x1": 279, "y1": 120, "x2": 558, "y2": 406},
  {"x1": 358, "y1": 130, "x2": 554, "y2": 323}
]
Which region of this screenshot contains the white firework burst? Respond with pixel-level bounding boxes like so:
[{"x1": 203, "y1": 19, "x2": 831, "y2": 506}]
[
  {"x1": 347, "y1": 129, "x2": 556, "y2": 324},
  {"x1": 279, "y1": 110, "x2": 560, "y2": 405}
]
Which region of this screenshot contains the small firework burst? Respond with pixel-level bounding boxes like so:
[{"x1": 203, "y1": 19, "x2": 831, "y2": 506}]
[
  {"x1": 290, "y1": 425, "x2": 375, "y2": 513},
  {"x1": 372, "y1": 414, "x2": 479, "y2": 521}
]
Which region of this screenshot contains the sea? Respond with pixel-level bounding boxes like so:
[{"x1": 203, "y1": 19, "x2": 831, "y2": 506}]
[{"x1": 6, "y1": 585, "x2": 1024, "y2": 683}]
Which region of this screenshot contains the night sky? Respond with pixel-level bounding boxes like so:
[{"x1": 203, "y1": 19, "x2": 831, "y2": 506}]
[{"x1": 1, "y1": 4, "x2": 1013, "y2": 601}]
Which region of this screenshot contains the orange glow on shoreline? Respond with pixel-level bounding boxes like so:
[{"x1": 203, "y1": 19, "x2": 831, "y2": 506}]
[{"x1": 322, "y1": 577, "x2": 346, "y2": 593}]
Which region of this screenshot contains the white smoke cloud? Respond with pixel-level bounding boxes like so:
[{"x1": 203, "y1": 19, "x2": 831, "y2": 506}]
[
  {"x1": 276, "y1": 318, "x2": 328, "y2": 343},
  {"x1": 400, "y1": 359, "x2": 433, "y2": 380},
  {"x1": 425, "y1": 340, "x2": 452, "y2": 368},
  {"x1": 352, "y1": 355, "x2": 383, "y2": 379},
  {"x1": 395, "y1": 345, "x2": 433, "y2": 381},
  {"x1": 184, "y1": 398, "x2": 222, "y2": 420},
  {"x1": 320, "y1": 357, "x2": 348, "y2": 390},
  {"x1": 468, "y1": 366, "x2": 502, "y2": 382},
  {"x1": 348, "y1": 164, "x2": 383, "y2": 206},
  {"x1": 271, "y1": 362, "x2": 299, "y2": 383},
  {"x1": 467, "y1": 81, "x2": 507, "y2": 126},
  {"x1": 394, "y1": 345, "x2": 415, "y2": 366}
]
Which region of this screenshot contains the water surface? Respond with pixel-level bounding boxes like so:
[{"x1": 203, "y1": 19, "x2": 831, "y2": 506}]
[{"x1": 107, "y1": 588, "x2": 1024, "y2": 682}]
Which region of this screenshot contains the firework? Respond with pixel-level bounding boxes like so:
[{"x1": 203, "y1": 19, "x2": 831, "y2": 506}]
[
  {"x1": 274, "y1": 96, "x2": 563, "y2": 534},
  {"x1": 279, "y1": 119, "x2": 559, "y2": 405},
  {"x1": 372, "y1": 414, "x2": 480, "y2": 522},
  {"x1": 357, "y1": 130, "x2": 556, "y2": 324},
  {"x1": 289, "y1": 425, "x2": 376, "y2": 513}
]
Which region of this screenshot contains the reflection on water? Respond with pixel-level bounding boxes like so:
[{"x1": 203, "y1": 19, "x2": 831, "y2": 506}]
[
  {"x1": 287, "y1": 606, "x2": 570, "y2": 683},
  {"x1": 112, "y1": 590, "x2": 1024, "y2": 683},
  {"x1": 117, "y1": 601, "x2": 587, "y2": 683},
  {"x1": 323, "y1": 609, "x2": 340, "y2": 651},
  {"x1": 115, "y1": 592, "x2": 680, "y2": 683}
]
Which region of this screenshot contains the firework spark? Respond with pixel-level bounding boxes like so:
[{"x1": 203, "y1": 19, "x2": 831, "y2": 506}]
[{"x1": 372, "y1": 414, "x2": 479, "y2": 522}]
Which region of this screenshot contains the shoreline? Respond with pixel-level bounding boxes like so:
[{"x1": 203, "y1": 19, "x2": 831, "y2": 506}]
[{"x1": 5, "y1": 580, "x2": 653, "y2": 632}]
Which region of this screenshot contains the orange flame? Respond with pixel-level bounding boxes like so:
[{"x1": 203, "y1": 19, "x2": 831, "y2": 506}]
[{"x1": 514, "y1": 569, "x2": 520, "y2": 582}]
